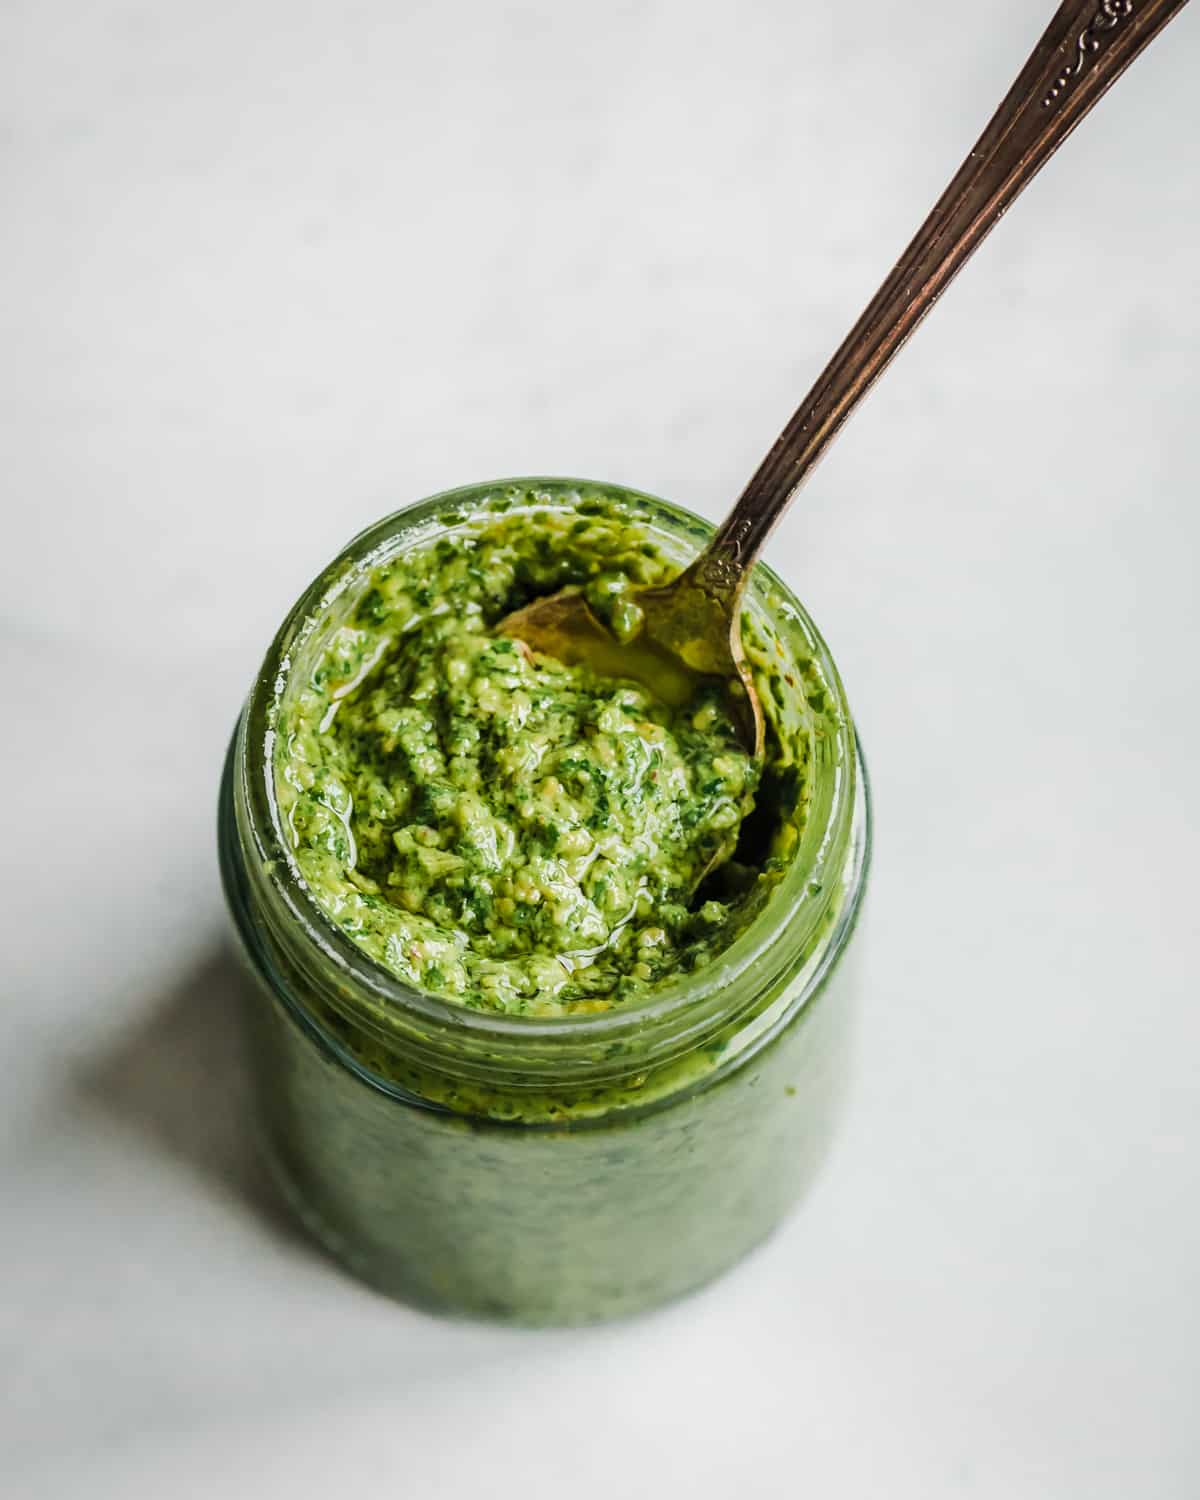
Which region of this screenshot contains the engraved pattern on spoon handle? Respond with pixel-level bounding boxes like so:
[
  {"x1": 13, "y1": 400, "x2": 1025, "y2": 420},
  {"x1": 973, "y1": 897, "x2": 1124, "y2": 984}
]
[{"x1": 701, "y1": 0, "x2": 1191, "y2": 600}]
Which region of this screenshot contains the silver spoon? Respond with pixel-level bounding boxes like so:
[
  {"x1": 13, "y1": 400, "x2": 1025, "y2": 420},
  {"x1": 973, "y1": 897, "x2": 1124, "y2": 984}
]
[{"x1": 499, "y1": 0, "x2": 1191, "y2": 758}]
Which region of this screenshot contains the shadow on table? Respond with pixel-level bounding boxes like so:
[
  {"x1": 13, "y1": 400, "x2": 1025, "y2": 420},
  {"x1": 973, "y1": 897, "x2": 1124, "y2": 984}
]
[{"x1": 76, "y1": 942, "x2": 303, "y2": 1246}]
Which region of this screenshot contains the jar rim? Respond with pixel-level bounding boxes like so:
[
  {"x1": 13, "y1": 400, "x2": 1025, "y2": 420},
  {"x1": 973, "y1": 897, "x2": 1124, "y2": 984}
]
[{"x1": 233, "y1": 477, "x2": 860, "y2": 1082}]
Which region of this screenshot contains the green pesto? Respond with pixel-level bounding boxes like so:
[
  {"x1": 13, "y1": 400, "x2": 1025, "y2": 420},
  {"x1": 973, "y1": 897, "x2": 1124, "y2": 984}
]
[
  {"x1": 224, "y1": 482, "x2": 866, "y2": 1323},
  {"x1": 274, "y1": 505, "x2": 808, "y2": 1017}
]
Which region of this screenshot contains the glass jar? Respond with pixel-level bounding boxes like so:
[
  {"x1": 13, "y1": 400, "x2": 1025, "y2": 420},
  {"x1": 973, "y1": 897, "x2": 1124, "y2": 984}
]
[{"x1": 218, "y1": 478, "x2": 871, "y2": 1324}]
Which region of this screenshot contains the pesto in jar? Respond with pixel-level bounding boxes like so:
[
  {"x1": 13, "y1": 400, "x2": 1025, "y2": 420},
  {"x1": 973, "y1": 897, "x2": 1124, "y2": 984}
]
[
  {"x1": 225, "y1": 480, "x2": 867, "y2": 1323},
  {"x1": 275, "y1": 501, "x2": 812, "y2": 1017}
]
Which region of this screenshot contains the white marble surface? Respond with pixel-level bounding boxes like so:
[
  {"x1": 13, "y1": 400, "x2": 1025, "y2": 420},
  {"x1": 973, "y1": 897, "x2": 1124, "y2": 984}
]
[{"x1": 3, "y1": 1, "x2": 1199, "y2": 1495}]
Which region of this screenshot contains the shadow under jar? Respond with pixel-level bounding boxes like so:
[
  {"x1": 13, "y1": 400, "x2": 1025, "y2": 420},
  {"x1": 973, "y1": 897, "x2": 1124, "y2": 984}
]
[{"x1": 218, "y1": 478, "x2": 871, "y2": 1324}]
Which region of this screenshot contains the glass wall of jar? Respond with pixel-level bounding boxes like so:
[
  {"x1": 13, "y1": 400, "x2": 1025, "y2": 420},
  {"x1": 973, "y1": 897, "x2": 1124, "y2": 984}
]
[{"x1": 219, "y1": 480, "x2": 871, "y2": 1324}]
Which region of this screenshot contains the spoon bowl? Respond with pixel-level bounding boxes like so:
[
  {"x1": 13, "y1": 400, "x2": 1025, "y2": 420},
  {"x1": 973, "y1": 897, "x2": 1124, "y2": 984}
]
[{"x1": 497, "y1": 555, "x2": 765, "y2": 757}]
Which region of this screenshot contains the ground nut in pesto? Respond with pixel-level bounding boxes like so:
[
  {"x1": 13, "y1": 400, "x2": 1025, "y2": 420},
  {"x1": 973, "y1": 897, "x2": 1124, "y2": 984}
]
[
  {"x1": 276, "y1": 507, "x2": 802, "y2": 1015},
  {"x1": 222, "y1": 480, "x2": 869, "y2": 1324}
]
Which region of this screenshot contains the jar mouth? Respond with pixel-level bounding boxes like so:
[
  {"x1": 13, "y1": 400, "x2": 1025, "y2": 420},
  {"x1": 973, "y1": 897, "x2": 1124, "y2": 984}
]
[{"x1": 234, "y1": 477, "x2": 859, "y2": 1082}]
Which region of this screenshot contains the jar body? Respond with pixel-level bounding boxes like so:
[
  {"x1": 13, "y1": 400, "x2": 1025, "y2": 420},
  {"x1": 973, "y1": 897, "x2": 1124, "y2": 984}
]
[
  {"x1": 249, "y1": 940, "x2": 856, "y2": 1324},
  {"x1": 220, "y1": 479, "x2": 871, "y2": 1324}
]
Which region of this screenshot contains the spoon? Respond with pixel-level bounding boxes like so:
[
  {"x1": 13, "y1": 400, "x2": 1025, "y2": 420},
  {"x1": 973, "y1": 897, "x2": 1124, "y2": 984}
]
[{"x1": 499, "y1": 0, "x2": 1191, "y2": 758}]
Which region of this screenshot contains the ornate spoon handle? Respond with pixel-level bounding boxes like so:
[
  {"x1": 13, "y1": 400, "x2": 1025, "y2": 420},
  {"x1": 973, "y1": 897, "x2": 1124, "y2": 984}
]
[{"x1": 700, "y1": 0, "x2": 1191, "y2": 598}]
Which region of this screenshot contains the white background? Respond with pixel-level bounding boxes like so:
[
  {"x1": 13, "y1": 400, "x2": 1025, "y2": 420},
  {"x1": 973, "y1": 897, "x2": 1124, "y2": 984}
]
[{"x1": 3, "y1": 2, "x2": 1198, "y2": 1495}]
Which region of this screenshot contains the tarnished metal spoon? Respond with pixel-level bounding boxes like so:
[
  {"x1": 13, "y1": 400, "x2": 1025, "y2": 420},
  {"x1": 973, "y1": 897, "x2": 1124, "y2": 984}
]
[{"x1": 499, "y1": 0, "x2": 1190, "y2": 758}]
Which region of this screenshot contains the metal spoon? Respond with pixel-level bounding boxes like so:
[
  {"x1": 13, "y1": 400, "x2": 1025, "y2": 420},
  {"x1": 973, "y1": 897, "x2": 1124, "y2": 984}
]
[{"x1": 498, "y1": 0, "x2": 1190, "y2": 757}]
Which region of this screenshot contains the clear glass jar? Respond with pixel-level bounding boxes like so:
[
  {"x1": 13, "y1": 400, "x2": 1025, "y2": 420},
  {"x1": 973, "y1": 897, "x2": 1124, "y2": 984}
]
[{"x1": 218, "y1": 478, "x2": 871, "y2": 1324}]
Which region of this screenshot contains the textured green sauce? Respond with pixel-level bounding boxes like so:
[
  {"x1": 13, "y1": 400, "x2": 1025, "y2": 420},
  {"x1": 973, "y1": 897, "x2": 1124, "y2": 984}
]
[
  {"x1": 275, "y1": 503, "x2": 809, "y2": 1017},
  {"x1": 225, "y1": 484, "x2": 864, "y2": 1321}
]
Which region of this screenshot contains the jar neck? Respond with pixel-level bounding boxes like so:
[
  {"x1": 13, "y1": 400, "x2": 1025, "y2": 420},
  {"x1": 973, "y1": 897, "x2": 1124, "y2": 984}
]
[{"x1": 226, "y1": 479, "x2": 863, "y2": 1093}]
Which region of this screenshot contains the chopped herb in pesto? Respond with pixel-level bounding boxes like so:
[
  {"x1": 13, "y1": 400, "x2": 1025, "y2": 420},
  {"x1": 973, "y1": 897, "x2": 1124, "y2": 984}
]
[{"x1": 275, "y1": 506, "x2": 806, "y2": 1016}]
